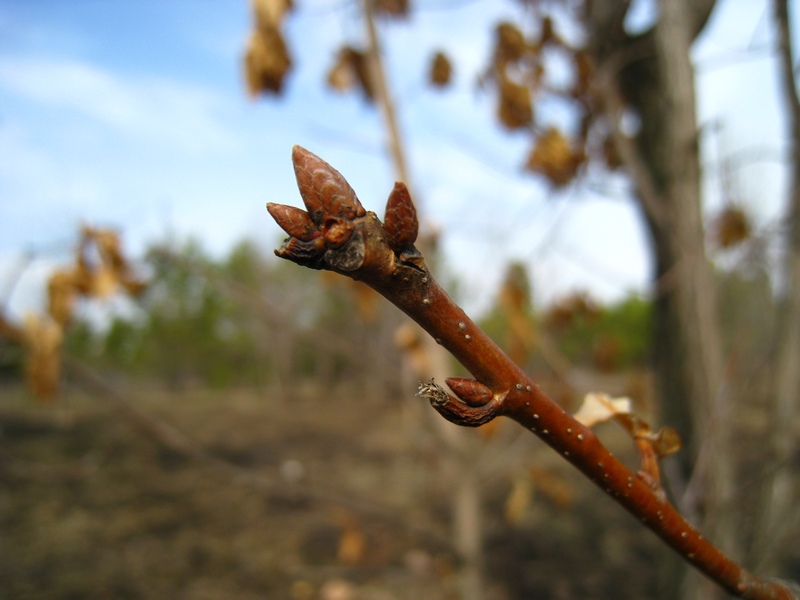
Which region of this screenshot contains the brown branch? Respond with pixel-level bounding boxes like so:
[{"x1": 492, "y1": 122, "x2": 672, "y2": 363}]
[{"x1": 267, "y1": 145, "x2": 800, "y2": 600}]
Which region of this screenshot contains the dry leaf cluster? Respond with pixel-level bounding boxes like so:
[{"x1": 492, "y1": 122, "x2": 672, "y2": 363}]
[
  {"x1": 1, "y1": 226, "x2": 146, "y2": 402},
  {"x1": 481, "y1": 16, "x2": 620, "y2": 187},
  {"x1": 574, "y1": 391, "x2": 680, "y2": 496},
  {"x1": 243, "y1": 4, "x2": 625, "y2": 189}
]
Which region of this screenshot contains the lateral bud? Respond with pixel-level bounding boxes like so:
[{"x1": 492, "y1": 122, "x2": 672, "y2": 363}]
[
  {"x1": 384, "y1": 182, "x2": 419, "y2": 254},
  {"x1": 267, "y1": 203, "x2": 319, "y2": 242},
  {"x1": 445, "y1": 377, "x2": 493, "y2": 407}
]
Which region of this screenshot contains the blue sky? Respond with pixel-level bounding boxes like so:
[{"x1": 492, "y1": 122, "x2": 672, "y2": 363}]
[{"x1": 0, "y1": 0, "x2": 793, "y2": 321}]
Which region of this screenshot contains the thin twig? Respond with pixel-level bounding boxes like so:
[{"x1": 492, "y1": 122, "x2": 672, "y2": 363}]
[{"x1": 267, "y1": 145, "x2": 799, "y2": 600}]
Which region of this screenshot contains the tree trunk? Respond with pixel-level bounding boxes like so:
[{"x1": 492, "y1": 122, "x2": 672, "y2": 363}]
[
  {"x1": 750, "y1": 0, "x2": 800, "y2": 572},
  {"x1": 587, "y1": 1, "x2": 727, "y2": 597}
]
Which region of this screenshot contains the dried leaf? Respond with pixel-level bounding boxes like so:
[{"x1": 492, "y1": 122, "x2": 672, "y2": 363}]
[
  {"x1": 525, "y1": 127, "x2": 583, "y2": 186},
  {"x1": 539, "y1": 16, "x2": 559, "y2": 46},
  {"x1": 326, "y1": 46, "x2": 374, "y2": 102},
  {"x1": 651, "y1": 426, "x2": 681, "y2": 457},
  {"x1": 89, "y1": 265, "x2": 119, "y2": 299},
  {"x1": 497, "y1": 76, "x2": 533, "y2": 130},
  {"x1": 494, "y1": 22, "x2": 527, "y2": 67},
  {"x1": 47, "y1": 269, "x2": 79, "y2": 326},
  {"x1": 21, "y1": 313, "x2": 63, "y2": 402},
  {"x1": 90, "y1": 228, "x2": 125, "y2": 271},
  {"x1": 573, "y1": 391, "x2": 631, "y2": 428},
  {"x1": 711, "y1": 206, "x2": 751, "y2": 249},
  {"x1": 252, "y1": 0, "x2": 293, "y2": 27},
  {"x1": 614, "y1": 412, "x2": 646, "y2": 437},
  {"x1": 429, "y1": 51, "x2": 452, "y2": 88},
  {"x1": 327, "y1": 53, "x2": 357, "y2": 93},
  {"x1": 244, "y1": 25, "x2": 292, "y2": 96}
]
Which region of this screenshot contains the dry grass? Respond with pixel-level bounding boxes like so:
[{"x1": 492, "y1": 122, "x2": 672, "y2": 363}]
[{"x1": 1, "y1": 382, "x2": 672, "y2": 599}]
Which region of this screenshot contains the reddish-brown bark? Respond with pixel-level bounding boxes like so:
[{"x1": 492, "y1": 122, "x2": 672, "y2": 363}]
[{"x1": 267, "y1": 145, "x2": 799, "y2": 600}]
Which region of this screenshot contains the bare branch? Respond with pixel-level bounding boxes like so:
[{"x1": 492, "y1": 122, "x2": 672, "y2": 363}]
[{"x1": 267, "y1": 145, "x2": 799, "y2": 600}]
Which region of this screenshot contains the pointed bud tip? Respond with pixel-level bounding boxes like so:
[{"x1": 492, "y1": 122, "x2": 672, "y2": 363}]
[{"x1": 384, "y1": 181, "x2": 419, "y2": 253}]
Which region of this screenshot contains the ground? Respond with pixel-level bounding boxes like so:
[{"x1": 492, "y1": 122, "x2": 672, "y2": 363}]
[{"x1": 0, "y1": 379, "x2": 705, "y2": 599}]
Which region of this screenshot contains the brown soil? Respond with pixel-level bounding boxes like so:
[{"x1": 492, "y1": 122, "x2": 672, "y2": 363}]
[{"x1": 1, "y1": 381, "x2": 677, "y2": 599}]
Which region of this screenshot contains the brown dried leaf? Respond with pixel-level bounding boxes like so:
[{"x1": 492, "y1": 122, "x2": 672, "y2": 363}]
[
  {"x1": 89, "y1": 265, "x2": 120, "y2": 299},
  {"x1": 525, "y1": 127, "x2": 582, "y2": 186},
  {"x1": 244, "y1": 25, "x2": 292, "y2": 96},
  {"x1": 90, "y1": 228, "x2": 125, "y2": 270},
  {"x1": 21, "y1": 313, "x2": 63, "y2": 402},
  {"x1": 252, "y1": 0, "x2": 293, "y2": 27},
  {"x1": 651, "y1": 426, "x2": 681, "y2": 457},
  {"x1": 429, "y1": 51, "x2": 452, "y2": 88},
  {"x1": 326, "y1": 47, "x2": 373, "y2": 102},
  {"x1": 494, "y1": 22, "x2": 527, "y2": 67},
  {"x1": 614, "y1": 412, "x2": 650, "y2": 438},
  {"x1": 539, "y1": 16, "x2": 559, "y2": 47},
  {"x1": 573, "y1": 391, "x2": 631, "y2": 428},
  {"x1": 327, "y1": 54, "x2": 357, "y2": 93},
  {"x1": 47, "y1": 269, "x2": 79, "y2": 326},
  {"x1": 497, "y1": 76, "x2": 533, "y2": 130},
  {"x1": 711, "y1": 206, "x2": 751, "y2": 249}
]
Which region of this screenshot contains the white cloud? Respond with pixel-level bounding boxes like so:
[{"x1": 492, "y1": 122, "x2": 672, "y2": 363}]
[{"x1": 0, "y1": 55, "x2": 240, "y2": 154}]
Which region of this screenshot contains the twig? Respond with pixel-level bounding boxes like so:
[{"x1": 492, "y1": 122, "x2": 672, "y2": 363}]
[{"x1": 267, "y1": 145, "x2": 800, "y2": 600}]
